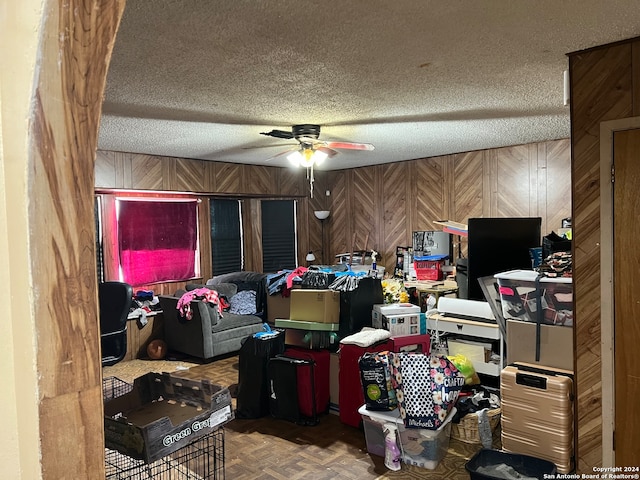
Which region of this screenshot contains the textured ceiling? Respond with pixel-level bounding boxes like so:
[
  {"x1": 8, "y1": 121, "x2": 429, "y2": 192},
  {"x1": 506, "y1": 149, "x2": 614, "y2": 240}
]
[{"x1": 99, "y1": 1, "x2": 640, "y2": 170}]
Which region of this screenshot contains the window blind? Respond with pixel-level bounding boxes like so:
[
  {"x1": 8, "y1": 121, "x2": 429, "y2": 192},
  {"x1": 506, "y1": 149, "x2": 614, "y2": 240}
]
[
  {"x1": 261, "y1": 200, "x2": 297, "y2": 272},
  {"x1": 210, "y1": 199, "x2": 243, "y2": 275}
]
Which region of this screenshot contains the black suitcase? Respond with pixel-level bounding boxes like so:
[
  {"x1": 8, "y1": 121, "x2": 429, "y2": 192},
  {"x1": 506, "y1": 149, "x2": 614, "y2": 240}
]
[
  {"x1": 236, "y1": 332, "x2": 285, "y2": 419},
  {"x1": 267, "y1": 354, "x2": 319, "y2": 426}
]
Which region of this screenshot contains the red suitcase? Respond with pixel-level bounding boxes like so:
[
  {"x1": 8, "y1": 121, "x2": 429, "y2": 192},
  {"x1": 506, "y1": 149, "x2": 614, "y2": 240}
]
[
  {"x1": 339, "y1": 335, "x2": 431, "y2": 427},
  {"x1": 388, "y1": 333, "x2": 431, "y2": 353},
  {"x1": 268, "y1": 355, "x2": 317, "y2": 424},
  {"x1": 284, "y1": 347, "x2": 330, "y2": 418},
  {"x1": 339, "y1": 341, "x2": 391, "y2": 427}
]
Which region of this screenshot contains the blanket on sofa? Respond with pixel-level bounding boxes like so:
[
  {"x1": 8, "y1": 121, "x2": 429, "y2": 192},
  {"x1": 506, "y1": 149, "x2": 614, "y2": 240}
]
[{"x1": 177, "y1": 288, "x2": 226, "y2": 320}]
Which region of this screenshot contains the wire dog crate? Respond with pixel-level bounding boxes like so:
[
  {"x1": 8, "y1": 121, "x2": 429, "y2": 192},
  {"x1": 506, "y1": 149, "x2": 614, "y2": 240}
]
[
  {"x1": 105, "y1": 429, "x2": 225, "y2": 480},
  {"x1": 103, "y1": 376, "x2": 134, "y2": 402},
  {"x1": 103, "y1": 377, "x2": 226, "y2": 480}
]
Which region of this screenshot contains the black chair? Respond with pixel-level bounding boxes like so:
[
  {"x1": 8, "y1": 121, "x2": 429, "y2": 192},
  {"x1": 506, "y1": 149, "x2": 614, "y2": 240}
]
[{"x1": 99, "y1": 281, "x2": 133, "y2": 366}]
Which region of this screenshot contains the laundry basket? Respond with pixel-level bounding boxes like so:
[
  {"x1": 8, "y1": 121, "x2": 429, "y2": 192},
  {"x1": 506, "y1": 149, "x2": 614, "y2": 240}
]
[{"x1": 451, "y1": 408, "x2": 501, "y2": 444}]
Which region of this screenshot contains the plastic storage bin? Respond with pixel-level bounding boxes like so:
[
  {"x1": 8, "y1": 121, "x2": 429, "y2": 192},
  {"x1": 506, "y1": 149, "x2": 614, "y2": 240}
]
[
  {"x1": 494, "y1": 269, "x2": 573, "y2": 327},
  {"x1": 359, "y1": 405, "x2": 403, "y2": 457},
  {"x1": 275, "y1": 319, "x2": 340, "y2": 350},
  {"x1": 465, "y1": 449, "x2": 557, "y2": 480},
  {"x1": 358, "y1": 405, "x2": 456, "y2": 469},
  {"x1": 414, "y1": 255, "x2": 448, "y2": 281}
]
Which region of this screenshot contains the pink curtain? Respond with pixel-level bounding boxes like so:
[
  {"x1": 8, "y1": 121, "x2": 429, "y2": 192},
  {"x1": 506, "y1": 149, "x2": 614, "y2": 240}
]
[{"x1": 117, "y1": 199, "x2": 198, "y2": 286}]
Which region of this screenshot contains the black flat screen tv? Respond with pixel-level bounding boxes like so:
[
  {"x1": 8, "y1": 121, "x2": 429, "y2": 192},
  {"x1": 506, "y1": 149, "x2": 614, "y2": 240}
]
[{"x1": 466, "y1": 217, "x2": 542, "y2": 301}]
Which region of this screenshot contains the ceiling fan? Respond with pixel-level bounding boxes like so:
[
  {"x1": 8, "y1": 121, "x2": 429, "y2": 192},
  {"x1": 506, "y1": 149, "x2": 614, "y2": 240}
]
[
  {"x1": 258, "y1": 124, "x2": 374, "y2": 197},
  {"x1": 259, "y1": 124, "x2": 374, "y2": 164}
]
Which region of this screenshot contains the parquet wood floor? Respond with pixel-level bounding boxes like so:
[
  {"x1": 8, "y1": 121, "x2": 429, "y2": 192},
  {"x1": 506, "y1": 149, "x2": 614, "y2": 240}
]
[{"x1": 104, "y1": 354, "x2": 496, "y2": 479}]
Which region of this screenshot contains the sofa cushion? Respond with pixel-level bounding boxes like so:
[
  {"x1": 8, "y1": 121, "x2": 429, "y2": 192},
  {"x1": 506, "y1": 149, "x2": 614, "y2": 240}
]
[
  {"x1": 206, "y1": 271, "x2": 268, "y2": 315},
  {"x1": 206, "y1": 282, "x2": 238, "y2": 299},
  {"x1": 212, "y1": 312, "x2": 263, "y2": 334},
  {"x1": 207, "y1": 271, "x2": 267, "y2": 286}
]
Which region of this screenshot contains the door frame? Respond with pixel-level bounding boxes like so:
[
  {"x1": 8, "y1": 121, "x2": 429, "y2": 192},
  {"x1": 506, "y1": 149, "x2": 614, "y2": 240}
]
[{"x1": 599, "y1": 116, "x2": 640, "y2": 466}]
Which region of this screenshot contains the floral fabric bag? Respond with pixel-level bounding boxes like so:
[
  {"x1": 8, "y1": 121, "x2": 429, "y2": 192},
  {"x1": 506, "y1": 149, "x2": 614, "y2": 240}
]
[{"x1": 390, "y1": 352, "x2": 465, "y2": 429}]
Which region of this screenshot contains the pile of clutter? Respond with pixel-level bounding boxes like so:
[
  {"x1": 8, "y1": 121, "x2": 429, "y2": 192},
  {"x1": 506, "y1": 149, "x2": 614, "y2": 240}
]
[{"x1": 353, "y1": 338, "x2": 480, "y2": 471}]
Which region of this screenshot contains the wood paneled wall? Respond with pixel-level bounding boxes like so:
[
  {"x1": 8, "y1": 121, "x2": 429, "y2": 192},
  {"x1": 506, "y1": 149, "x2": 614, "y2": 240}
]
[
  {"x1": 95, "y1": 151, "x2": 331, "y2": 280},
  {"x1": 569, "y1": 36, "x2": 640, "y2": 471},
  {"x1": 328, "y1": 140, "x2": 571, "y2": 273},
  {"x1": 98, "y1": 139, "x2": 570, "y2": 279}
]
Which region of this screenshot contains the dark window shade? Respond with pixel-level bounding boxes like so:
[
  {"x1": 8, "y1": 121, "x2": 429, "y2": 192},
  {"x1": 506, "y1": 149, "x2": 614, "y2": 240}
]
[
  {"x1": 117, "y1": 199, "x2": 199, "y2": 286},
  {"x1": 261, "y1": 200, "x2": 296, "y2": 272},
  {"x1": 95, "y1": 197, "x2": 104, "y2": 283},
  {"x1": 210, "y1": 199, "x2": 243, "y2": 275}
]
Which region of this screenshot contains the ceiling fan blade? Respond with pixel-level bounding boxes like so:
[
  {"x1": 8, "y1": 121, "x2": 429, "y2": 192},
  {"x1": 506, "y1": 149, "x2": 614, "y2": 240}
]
[
  {"x1": 260, "y1": 129, "x2": 295, "y2": 139},
  {"x1": 323, "y1": 141, "x2": 375, "y2": 151},
  {"x1": 264, "y1": 147, "x2": 296, "y2": 162},
  {"x1": 242, "y1": 142, "x2": 298, "y2": 150},
  {"x1": 316, "y1": 146, "x2": 338, "y2": 158}
]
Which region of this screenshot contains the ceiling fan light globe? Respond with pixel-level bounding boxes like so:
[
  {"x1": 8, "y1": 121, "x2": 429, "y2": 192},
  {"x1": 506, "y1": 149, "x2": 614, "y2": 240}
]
[
  {"x1": 312, "y1": 149, "x2": 328, "y2": 165},
  {"x1": 300, "y1": 148, "x2": 315, "y2": 167},
  {"x1": 287, "y1": 150, "x2": 303, "y2": 166},
  {"x1": 300, "y1": 158, "x2": 314, "y2": 168}
]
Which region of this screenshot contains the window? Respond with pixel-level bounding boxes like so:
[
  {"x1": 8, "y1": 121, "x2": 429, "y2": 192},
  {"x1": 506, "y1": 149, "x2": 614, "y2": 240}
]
[
  {"x1": 261, "y1": 200, "x2": 297, "y2": 272},
  {"x1": 95, "y1": 196, "x2": 104, "y2": 283},
  {"x1": 116, "y1": 198, "x2": 200, "y2": 286},
  {"x1": 210, "y1": 199, "x2": 243, "y2": 275}
]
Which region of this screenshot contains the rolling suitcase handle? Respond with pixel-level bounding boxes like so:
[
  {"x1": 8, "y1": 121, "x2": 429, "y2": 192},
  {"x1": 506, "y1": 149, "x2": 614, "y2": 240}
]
[
  {"x1": 516, "y1": 372, "x2": 547, "y2": 390},
  {"x1": 510, "y1": 362, "x2": 575, "y2": 401}
]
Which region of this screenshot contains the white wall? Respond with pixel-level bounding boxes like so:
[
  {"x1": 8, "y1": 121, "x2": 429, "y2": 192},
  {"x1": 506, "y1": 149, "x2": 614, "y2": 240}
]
[{"x1": 0, "y1": 0, "x2": 44, "y2": 478}]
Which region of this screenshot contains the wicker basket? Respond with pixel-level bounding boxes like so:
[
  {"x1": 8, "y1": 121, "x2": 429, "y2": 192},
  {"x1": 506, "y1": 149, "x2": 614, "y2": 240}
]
[{"x1": 451, "y1": 408, "x2": 501, "y2": 444}]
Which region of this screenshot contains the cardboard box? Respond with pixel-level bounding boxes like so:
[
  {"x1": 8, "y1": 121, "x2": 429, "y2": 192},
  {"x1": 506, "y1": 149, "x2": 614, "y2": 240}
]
[
  {"x1": 384, "y1": 314, "x2": 421, "y2": 336},
  {"x1": 372, "y1": 303, "x2": 420, "y2": 324},
  {"x1": 372, "y1": 303, "x2": 421, "y2": 336},
  {"x1": 104, "y1": 372, "x2": 233, "y2": 463},
  {"x1": 495, "y1": 270, "x2": 573, "y2": 327},
  {"x1": 506, "y1": 319, "x2": 574, "y2": 371},
  {"x1": 289, "y1": 289, "x2": 340, "y2": 324},
  {"x1": 267, "y1": 292, "x2": 291, "y2": 324}
]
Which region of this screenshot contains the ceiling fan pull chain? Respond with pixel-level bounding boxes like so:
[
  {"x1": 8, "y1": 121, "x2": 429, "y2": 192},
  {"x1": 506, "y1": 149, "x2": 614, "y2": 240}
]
[{"x1": 309, "y1": 164, "x2": 315, "y2": 198}]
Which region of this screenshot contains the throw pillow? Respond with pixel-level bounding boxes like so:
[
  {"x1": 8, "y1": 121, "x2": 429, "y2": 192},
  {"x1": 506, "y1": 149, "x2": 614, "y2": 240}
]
[{"x1": 228, "y1": 290, "x2": 257, "y2": 315}]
